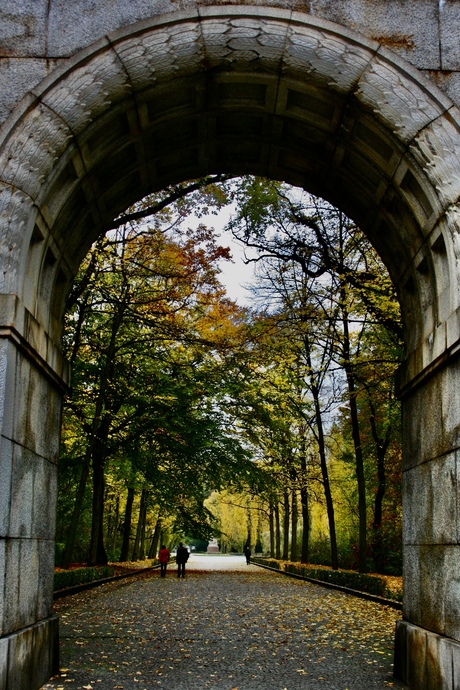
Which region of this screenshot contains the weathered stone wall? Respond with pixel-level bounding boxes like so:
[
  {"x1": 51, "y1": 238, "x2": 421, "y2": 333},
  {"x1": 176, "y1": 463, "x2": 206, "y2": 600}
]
[
  {"x1": 0, "y1": 0, "x2": 459, "y2": 125},
  {"x1": 0, "y1": 295, "x2": 66, "y2": 688}
]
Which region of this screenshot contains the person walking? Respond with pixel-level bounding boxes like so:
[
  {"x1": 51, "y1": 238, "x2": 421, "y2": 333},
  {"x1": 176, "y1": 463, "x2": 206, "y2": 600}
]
[
  {"x1": 244, "y1": 544, "x2": 251, "y2": 565},
  {"x1": 176, "y1": 542, "x2": 189, "y2": 578},
  {"x1": 158, "y1": 544, "x2": 170, "y2": 577}
]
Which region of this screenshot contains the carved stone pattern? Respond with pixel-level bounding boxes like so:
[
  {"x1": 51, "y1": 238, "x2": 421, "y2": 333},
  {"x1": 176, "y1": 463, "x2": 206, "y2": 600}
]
[
  {"x1": 0, "y1": 185, "x2": 34, "y2": 293},
  {"x1": 38, "y1": 49, "x2": 132, "y2": 136},
  {"x1": 113, "y1": 23, "x2": 204, "y2": 87},
  {"x1": 0, "y1": 104, "x2": 71, "y2": 200},
  {"x1": 356, "y1": 58, "x2": 446, "y2": 141},
  {"x1": 410, "y1": 114, "x2": 460, "y2": 207},
  {"x1": 284, "y1": 26, "x2": 374, "y2": 92}
]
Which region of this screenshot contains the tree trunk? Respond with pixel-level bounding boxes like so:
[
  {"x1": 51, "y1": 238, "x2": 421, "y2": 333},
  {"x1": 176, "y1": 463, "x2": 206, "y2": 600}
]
[
  {"x1": 246, "y1": 498, "x2": 252, "y2": 549},
  {"x1": 349, "y1": 386, "x2": 367, "y2": 572},
  {"x1": 305, "y1": 339, "x2": 339, "y2": 569},
  {"x1": 275, "y1": 501, "x2": 281, "y2": 559},
  {"x1": 290, "y1": 487, "x2": 298, "y2": 562},
  {"x1": 132, "y1": 488, "x2": 148, "y2": 561},
  {"x1": 300, "y1": 485, "x2": 310, "y2": 564},
  {"x1": 282, "y1": 489, "x2": 290, "y2": 560},
  {"x1": 110, "y1": 495, "x2": 120, "y2": 556},
  {"x1": 88, "y1": 428, "x2": 108, "y2": 566},
  {"x1": 299, "y1": 424, "x2": 310, "y2": 564},
  {"x1": 139, "y1": 498, "x2": 147, "y2": 561},
  {"x1": 61, "y1": 447, "x2": 92, "y2": 569},
  {"x1": 148, "y1": 517, "x2": 162, "y2": 559},
  {"x1": 120, "y1": 486, "x2": 135, "y2": 562},
  {"x1": 340, "y1": 289, "x2": 367, "y2": 573},
  {"x1": 269, "y1": 500, "x2": 275, "y2": 558},
  {"x1": 369, "y1": 406, "x2": 391, "y2": 573}
]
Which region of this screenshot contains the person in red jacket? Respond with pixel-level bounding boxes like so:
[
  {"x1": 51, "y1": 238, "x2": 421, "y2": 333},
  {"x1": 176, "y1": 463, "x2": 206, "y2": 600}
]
[{"x1": 158, "y1": 544, "x2": 170, "y2": 577}]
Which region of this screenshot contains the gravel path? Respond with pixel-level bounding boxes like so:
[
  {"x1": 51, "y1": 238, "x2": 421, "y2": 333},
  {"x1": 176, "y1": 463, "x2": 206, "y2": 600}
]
[{"x1": 42, "y1": 555, "x2": 407, "y2": 690}]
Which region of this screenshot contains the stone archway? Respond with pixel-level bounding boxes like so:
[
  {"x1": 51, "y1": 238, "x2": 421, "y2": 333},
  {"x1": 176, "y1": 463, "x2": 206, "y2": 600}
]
[{"x1": 1, "y1": 7, "x2": 460, "y2": 689}]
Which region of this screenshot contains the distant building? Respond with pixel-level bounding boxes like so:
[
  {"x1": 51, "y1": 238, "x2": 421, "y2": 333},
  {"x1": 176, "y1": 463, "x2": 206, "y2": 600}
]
[{"x1": 207, "y1": 538, "x2": 219, "y2": 553}]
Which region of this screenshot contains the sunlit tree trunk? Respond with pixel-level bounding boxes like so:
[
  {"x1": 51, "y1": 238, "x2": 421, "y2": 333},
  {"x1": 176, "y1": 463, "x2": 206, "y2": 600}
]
[
  {"x1": 246, "y1": 498, "x2": 252, "y2": 549},
  {"x1": 269, "y1": 499, "x2": 275, "y2": 557},
  {"x1": 275, "y1": 502, "x2": 281, "y2": 559},
  {"x1": 304, "y1": 338, "x2": 338, "y2": 569},
  {"x1": 290, "y1": 487, "x2": 298, "y2": 562},
  {"x1": 300, "y1": 485, "x2": 310, "y2": 563},
  {"x1": 282, "y1": 489, "x2": 290, "y2": 560},
  {"x1": 340, "y1": 285, "x2": 367, "y2": 573}
]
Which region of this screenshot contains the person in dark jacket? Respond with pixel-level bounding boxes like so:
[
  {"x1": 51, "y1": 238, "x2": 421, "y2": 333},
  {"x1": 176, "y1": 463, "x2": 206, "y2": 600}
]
[
  {"x1": 176, "y1": 542, "x2": 189, "y2": 578},
  {"x1": 244, "y1": 544, "x2": 251, "y2": 564},
  {"x1": 158, "y1": 544, "x2": 170, "y2": 577}
]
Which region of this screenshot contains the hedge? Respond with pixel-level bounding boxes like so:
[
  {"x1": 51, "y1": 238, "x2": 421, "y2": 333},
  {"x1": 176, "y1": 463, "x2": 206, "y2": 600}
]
[
  {"x1": 252, "y1": 558, "x2": 402, "y2": 602},
  {"x1": 54, "y1": 566, "x2": 115, "y2": 591}
]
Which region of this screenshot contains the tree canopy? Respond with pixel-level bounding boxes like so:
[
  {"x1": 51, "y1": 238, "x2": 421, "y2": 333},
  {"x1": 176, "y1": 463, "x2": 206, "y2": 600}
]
[{"x1": 57, "y1": 176, "x2": 403, "y2": 576}]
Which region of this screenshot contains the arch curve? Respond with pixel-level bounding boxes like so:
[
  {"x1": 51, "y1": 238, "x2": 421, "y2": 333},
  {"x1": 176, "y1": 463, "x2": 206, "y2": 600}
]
[{"x1": 0, "y1": 7, "x2": 459, "y2": 363}]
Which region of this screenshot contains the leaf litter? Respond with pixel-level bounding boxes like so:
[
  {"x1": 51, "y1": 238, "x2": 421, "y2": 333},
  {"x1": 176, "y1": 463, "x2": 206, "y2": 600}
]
[{"x1": 41, "y1": 567, "x2": 407, "y2": 689}]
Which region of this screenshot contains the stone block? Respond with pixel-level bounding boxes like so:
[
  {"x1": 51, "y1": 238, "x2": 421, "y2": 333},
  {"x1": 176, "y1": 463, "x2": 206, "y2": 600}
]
[
  {"x1": 427, "y1": 634, "x2": 453, "y2": 690},
  {"x1": 393, "y1": 620, "x2": 408, "y2": 681},
  {"x1": 0, "y1": 635, "x2": 7, "y2": 690},
  {"x1": 0, "y1": 439, "x2": 12, "y2": 538},
  {"x1": 310, "y1": 0, "x2": 440, "y2": 70},
  {"x1": 1, "y1": 537, "x2": 54, "y2": 634},
  {"x1": 440, "y1": 1, "x2": 460, "y2": 70},
  {"x1": 0, "y1": 339, "x2": 18, "y2": 443},
  {"x1": 407, "y1": 545, "x2": 460, "y2": 640},
  {"x1": 438, "y1": 288, "x2": 451, "y2": 326},
  {"x1": 402, "y1": 357, "x2": 460, "y2": 470},
  {"x1": 418, "y1": 545, "x2": 449, "y2": 635},
  {"x1": 31, "y1": 614, "x2": 59, "y2": 684},
  {"x1": 403, "y1": 544, "x2": 421, "y2": 625},
  {"x1": 36, "y1": 540, "x2": 55, "y2": 623},
  {"x1": 6, "y1": 615, "x2": 58, "y2": 690},
  {"x1": 12, "y1": 351, "x2": 62, "y2": 462},
  {"x1": 46, "y1": 0, "x2": 180, "y2": 57},
  {"x1": 406, "y1": 622, "x2": 428, "y2": 690},
  {"x1": 2, "y1": 442, "x2": 57, "y2": 541},
  {"x1": 0, "y1": 539, "x2": 5, "y2": 640},
  {"x1": 446, "y1": 306, "x2": 460, "y2": 353},
  {"x1": 0, "y1": 58, "x2": 59, "y2": 124},
  {"x1": 8, "y1": 445, "x2": 34, "y2": 539},
  {"x1": 401, "y1": 376, "x2": 442, "y2": 470},
  {"x1": 0, "y1": 1, "x2": 47, "y2": 57},
  {"x1": 395, "y1": 621, "x2": 459, "y2": 690},
  {"x1": 425, "y1": 70, "x2": 460, "y2": 110},
  {"x1": 403, "y1": 453, "x2": 457, "y2": 545},
  {"x1": 454, "y1": 643, "x2": 460, "y2": 690},
  {"x1": 7, "y1": 626, "x2": 33, "y2": 690},
  {"x1": 3, "y1": 538, "x2": 30, "y2": 634},
  {"x1": 443, "y1": 551, "x2": 460, "y2": 642}
]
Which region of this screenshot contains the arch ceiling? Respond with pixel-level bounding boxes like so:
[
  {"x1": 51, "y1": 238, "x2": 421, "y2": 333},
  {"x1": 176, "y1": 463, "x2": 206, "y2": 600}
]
[{"x1": 0, "y1": 7, "x2": 460, "y2": 368}]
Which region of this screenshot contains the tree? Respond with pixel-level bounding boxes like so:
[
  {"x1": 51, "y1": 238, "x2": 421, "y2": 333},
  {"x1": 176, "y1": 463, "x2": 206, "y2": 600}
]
[
  {"x1": 59, "y1": 180, "x2": 254, "y2": 565},
  {"x1": 226, "y1": 177, "x2": 403, "y2": 572}
]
